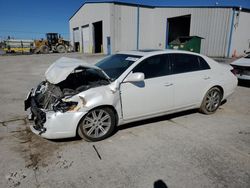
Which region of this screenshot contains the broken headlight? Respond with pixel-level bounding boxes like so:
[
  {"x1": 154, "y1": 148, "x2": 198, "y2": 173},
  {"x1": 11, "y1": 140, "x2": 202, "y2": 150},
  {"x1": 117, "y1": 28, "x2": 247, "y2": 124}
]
[{"x1": 53, "y1": 100, "x2": 78, "y2": 112}]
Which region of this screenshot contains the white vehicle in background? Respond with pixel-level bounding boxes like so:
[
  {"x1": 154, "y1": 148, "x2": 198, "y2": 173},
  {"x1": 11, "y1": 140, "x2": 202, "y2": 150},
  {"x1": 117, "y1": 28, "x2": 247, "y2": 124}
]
[
  {"x1": 24, "y1": 50, "x2": 237, "y2": 141},
  {"x1": 231, "y1": 54, "x2": 250, "y2": 80}
]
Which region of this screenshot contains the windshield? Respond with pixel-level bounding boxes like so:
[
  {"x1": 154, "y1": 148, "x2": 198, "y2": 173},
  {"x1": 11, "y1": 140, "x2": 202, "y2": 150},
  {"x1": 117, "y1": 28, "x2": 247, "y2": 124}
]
[{"x1": 96, "y1": 54, "x2": 142, "y2": 80}]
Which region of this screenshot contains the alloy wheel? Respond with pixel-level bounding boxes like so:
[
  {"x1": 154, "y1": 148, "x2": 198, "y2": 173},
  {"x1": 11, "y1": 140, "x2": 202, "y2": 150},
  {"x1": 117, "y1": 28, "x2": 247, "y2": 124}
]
[
  {"x1": 205, "y1": 89, "x2": 221, "y2": 112},
  {"x1": 81, "y1": 109, "x2": 112, "y2": 139}
]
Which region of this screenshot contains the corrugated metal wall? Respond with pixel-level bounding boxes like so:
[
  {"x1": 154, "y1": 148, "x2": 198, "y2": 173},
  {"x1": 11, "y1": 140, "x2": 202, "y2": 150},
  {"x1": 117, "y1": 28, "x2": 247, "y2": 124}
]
[
  {"x1": 70, "y1": 3, "x2": 233, "y2": 57},
  {"x1": 231, "y1": 11, "x2": 250, "y2": 56},
  {"x1": 139, "y1": 7, "x2": 232, "y2": 57},
  {"x1": 190, "y1": 8, "x2": 231, "y2": 57},
  {"x1": 69, "y1": 3, "x2": 112, "y2": 54},
  {"x1": 113, "y1": 4, "x2": 137, "y2": 52}
]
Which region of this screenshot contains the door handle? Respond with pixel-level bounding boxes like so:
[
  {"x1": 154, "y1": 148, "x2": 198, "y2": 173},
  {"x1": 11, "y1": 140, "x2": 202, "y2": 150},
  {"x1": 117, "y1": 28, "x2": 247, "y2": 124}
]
[
  {"x1": 164, "y1": 83, "x2": 173, "y2": 87},
  {"x1": 203, "y1": 76, "x2": 210, "y2": 80}
]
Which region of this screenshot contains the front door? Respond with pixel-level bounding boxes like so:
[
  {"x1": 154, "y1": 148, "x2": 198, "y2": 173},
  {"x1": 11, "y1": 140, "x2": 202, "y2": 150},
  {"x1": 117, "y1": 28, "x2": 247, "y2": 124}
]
[{"x1": 120, "y1": 54, "x2": 174, "y2": 120}]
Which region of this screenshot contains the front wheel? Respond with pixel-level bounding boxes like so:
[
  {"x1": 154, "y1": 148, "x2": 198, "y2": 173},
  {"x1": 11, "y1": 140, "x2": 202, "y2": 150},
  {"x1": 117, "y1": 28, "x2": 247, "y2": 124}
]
[
  {"x1": 77, "y1": 107, "x2": 116, "y2": 142},
  {"x1": 56, "y1": 45, "x2": 66, "y2": 53},
  {"x1": 40, "y1": 45, "x2": 49, "y2": 54},
  {"x1": 199, "y1": 87, "x2": 222, "y2": 114}
]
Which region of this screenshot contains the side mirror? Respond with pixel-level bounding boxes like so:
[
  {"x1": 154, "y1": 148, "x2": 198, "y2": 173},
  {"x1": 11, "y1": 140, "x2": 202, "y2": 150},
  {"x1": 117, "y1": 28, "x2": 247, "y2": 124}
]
[{"x1": 124, "y1": 72, "x2": 145, "y2": 83}]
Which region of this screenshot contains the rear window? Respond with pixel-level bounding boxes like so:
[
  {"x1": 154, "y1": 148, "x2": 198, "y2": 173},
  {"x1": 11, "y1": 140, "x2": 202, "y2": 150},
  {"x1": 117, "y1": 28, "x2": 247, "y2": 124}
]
[{"x1": 198, "y1": 56, "x2": 211, "y2": 70}]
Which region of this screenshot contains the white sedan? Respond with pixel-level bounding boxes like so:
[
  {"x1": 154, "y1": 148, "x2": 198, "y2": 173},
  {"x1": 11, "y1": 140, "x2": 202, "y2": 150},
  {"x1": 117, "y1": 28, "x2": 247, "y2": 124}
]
[
  {"x1": 25, "y1": 50, "x2": 237, "y2": 141},
  {"x1": 231, "y1": 54, "x2": 250, "y2": 80}
]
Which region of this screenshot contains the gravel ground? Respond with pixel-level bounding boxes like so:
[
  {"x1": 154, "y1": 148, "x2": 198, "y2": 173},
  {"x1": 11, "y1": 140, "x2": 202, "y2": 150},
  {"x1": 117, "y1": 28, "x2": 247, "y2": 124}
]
[{"x1": 0, "y1": 53, "x2": 249, "y2": 188}]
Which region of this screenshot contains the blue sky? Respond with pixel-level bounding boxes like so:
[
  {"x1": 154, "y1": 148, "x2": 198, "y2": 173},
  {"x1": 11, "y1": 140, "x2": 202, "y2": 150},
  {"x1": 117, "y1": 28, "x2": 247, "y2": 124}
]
[{"x1": 0, "y1": 0, "x2": 83, "y2": 40}]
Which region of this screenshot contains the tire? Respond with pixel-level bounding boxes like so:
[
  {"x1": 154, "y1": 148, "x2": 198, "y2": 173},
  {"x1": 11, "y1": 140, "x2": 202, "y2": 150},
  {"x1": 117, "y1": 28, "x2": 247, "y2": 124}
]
[
  {"x1": 199, "y1": 87, "x2": 222, "y2": 114},
  {"x1": 40, "y1": 45, "x2": 49, "y2": 54},
  {"x1": 77, "y1": 107, "x2": 116, "y2": 142},
  {"x1": 56, "y1": 45, "x2": 66, "y2": 53}
]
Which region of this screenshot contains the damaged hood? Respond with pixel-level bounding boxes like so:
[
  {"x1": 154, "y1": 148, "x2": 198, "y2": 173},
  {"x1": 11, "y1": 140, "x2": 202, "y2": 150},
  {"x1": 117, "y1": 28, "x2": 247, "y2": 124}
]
[{"x1": 45, "y1": 57, "x2": 102, "y2": 84}]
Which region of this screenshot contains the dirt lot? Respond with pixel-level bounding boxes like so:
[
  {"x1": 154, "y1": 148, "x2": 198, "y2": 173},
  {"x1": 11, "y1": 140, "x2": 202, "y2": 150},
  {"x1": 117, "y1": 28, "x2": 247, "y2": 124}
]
[{"x1": 0, "y1": 53, "x2": 249, "y2": 188}]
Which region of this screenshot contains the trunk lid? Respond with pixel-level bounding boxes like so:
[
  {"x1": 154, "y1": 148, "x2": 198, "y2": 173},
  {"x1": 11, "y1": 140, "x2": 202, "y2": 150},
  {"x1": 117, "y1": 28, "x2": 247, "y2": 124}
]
[{"x1": 231, "y1": 58, "x2": 250, "y2": 67}]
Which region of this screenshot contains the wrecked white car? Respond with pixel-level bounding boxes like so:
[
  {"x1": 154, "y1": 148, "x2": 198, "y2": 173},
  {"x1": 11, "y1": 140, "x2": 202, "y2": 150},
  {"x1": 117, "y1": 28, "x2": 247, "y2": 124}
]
[
  {"x1": 231, "y1": 54, "x2": 250, "y2": 80},
  {"x1": 25, "y1": 50, "x2": 237, "y2": 141}
]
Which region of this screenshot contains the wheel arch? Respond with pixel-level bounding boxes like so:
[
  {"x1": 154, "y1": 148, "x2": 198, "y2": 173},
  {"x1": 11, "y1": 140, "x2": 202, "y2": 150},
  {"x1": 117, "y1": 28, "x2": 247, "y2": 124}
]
[
  {"x1": 203, "y1": 84, "x2": 224, "y2": 99},
  {"x1": 75, "y1": 105, "x2": 119, "y2": 137},
  {"x1": 200, "y1": 84, "x2": 224, "y2": 107},
  {"x1": 212, "y1": 85, "x2": 224, "y2": 98},
  {"x1": 199, "y1": 85, "x2": 224, "y2": 114}
]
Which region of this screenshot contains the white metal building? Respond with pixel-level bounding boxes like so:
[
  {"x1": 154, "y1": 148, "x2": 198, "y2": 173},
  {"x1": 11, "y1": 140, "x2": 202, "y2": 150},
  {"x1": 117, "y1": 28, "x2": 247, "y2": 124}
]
[{"x1": 69, "y1": 0, "x2": 250, "y2": 57}]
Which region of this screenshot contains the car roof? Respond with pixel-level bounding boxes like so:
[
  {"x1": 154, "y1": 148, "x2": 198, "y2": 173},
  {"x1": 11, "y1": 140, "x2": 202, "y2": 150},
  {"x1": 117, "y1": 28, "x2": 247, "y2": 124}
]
[{"x1": 117, "y1": 49, "x2": 204, "y2": 57}]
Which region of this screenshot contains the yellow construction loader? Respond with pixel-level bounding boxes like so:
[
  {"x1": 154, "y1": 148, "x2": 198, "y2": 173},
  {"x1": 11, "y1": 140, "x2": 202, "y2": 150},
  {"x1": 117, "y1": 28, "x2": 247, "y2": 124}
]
[{"x1": 34, "y1": 33, "x2": 70, "y2": 54}]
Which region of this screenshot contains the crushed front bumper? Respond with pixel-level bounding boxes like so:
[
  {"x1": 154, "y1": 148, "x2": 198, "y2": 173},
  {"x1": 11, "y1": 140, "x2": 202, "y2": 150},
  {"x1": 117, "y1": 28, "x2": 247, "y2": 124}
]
[
  {"x1": 24, "y1": 92, "x2": 87, "y2": 139},
  {"x1": 29, "y1": 110, "x2": 86, "y2": 139},
  {"x1": 30, "y1": 98, "x2": 47, "y2": 133},
  {"x1": 25, "y1": 93, "x2": 47, "y2": 134}
]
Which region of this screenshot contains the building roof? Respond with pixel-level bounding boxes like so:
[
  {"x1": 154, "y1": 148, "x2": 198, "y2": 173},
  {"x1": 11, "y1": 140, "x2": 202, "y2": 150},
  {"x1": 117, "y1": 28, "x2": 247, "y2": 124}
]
[
  {"x1": 70, "y1": 0, "x2": 250, "y2": 20},
  {"x1": 83, "y1": 0, "x2": 250, "y2": 9}
]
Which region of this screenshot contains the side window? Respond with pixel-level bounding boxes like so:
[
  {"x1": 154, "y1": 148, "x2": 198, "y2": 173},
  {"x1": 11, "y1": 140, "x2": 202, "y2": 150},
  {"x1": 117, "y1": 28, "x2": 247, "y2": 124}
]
[
  {"x1": 198, "y1": 56, "x2": 211, "y2": 70},
  {"x1": 171, "y1": 53, "x2": 209, "y2": 74},
  {"x1": 132, "y1": 54, "x2": 170, "y2": 79}
]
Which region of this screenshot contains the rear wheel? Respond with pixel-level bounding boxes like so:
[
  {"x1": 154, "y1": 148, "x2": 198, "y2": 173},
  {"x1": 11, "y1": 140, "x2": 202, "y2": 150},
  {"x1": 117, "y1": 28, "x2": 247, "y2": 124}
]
[
  {"x1": 77, "y1": 107, "x2": 116, "y2": 142},
  {"x1": 199, "y1": 87, "x2": 222, "y2": 114},
  {"x1": 56, "y1": 45, "x2": 66, "y2": 53}
]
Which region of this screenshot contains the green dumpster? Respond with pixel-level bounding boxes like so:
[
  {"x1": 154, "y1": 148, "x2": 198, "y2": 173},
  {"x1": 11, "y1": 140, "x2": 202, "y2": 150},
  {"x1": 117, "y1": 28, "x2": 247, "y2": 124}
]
[{"x1": 169, "y1": 36, "x2": 204, "y2": 53}]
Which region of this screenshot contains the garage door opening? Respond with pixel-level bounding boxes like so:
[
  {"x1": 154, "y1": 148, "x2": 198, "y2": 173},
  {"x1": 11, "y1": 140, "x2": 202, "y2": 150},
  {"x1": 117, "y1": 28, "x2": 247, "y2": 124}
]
[
  {"x1": 73, "y1": 28, "x2": 80, "y2": 52},
  {"x1": 93, "y1": 21, "x2": 103, "y2": 53},
  {"x1": 74, "y1": 42, "x2": 80, "y2": 52},
  {"x1": 167, "y1": 15, "x2": 191, "y2": 46}
]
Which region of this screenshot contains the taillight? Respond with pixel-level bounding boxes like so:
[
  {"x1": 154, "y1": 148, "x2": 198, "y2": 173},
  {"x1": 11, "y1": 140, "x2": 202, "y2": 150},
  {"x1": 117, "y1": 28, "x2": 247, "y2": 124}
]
[{"x1": 231, "y1": 69, "x2": 238, "y2": 75}]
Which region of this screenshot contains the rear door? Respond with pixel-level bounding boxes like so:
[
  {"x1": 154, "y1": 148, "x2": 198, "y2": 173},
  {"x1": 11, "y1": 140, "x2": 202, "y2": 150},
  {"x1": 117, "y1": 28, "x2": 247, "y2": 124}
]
[
  {"x1": 170, "y1": 53, "x2": 211, "y2": 108},
  {"x1": 120, "y1": 54, "x2": 174, "y2": 120}
]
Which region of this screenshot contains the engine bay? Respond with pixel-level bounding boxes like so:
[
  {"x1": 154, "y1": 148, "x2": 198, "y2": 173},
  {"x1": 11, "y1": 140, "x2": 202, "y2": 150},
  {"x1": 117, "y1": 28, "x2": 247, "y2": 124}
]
[{"x1": 30, "y1": 67, "x2": 110, "y2": 111}]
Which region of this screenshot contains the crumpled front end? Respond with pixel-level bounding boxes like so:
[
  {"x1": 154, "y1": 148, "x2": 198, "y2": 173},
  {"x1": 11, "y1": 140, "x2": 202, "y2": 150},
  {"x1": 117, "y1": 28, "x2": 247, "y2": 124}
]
[
  {"x1": 24, "y1": 81, "x2": 88, "y2": 138},
  {"x1": 24, "y1": 58, "x2": 111, "y2": 139}
]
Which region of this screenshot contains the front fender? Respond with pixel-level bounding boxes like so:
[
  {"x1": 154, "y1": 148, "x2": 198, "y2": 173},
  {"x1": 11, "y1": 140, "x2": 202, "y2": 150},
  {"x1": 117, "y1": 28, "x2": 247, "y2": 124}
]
[
  {"x1": 70, "y1": 85, "x2": 122, "y2": 123},
  {"x1": 31, "y1": 111, "x2": 88, "y2": 139}
]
